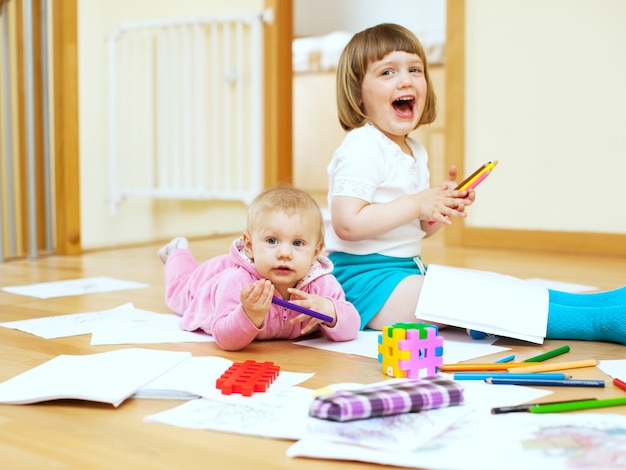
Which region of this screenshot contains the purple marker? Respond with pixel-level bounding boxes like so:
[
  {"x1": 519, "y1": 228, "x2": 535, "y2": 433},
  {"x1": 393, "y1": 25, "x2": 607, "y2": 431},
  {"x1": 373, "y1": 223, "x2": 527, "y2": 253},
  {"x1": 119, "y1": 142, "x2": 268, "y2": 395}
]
[{"x1": 271, "y1": 297, "x2": 334, "y2": 323}]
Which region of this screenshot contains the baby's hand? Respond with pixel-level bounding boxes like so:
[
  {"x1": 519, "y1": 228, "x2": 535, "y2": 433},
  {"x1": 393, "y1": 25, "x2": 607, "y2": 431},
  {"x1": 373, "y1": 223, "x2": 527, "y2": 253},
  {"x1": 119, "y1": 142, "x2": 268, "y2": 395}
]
[
  {"x1": 240, "y1": 279, "x2": 274, "y2": 327},
  {"x1": 286, "y1": 288, "x2": 337, "y2": 334}
]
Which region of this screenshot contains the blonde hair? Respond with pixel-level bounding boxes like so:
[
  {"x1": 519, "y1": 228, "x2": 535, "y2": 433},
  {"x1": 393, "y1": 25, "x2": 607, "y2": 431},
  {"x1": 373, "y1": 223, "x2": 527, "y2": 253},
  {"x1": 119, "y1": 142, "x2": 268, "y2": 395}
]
[
  {"x1": 247, "y1": 186, "x2": 325, "y2": 246},
  {"x1": 336, "y1": 23, "x2": 437, "y2": 131}
]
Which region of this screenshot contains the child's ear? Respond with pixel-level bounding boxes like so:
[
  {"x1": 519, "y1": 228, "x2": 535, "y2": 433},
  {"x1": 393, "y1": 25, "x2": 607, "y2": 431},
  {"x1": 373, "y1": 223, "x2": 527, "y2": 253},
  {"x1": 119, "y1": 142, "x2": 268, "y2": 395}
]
[
  {"x1": 242, "y1": 231, "x2": 254, "y2": 260},
  {"x1": 313, "y1": 240, "x2": 324, "y2": 259}
]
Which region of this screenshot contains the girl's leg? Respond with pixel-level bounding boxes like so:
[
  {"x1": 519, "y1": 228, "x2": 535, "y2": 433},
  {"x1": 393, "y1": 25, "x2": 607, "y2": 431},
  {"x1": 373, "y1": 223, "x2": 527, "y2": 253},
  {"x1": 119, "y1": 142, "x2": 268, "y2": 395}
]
[
  {"x1": 548, "y1": 286, "x2": 626, "y2": 307},
  {"x1": 366, "y1": 275, "x2": 445, "y2": 330},
  {"x1": 547, "y1": 290, "x2": 626, "y2": 344}
]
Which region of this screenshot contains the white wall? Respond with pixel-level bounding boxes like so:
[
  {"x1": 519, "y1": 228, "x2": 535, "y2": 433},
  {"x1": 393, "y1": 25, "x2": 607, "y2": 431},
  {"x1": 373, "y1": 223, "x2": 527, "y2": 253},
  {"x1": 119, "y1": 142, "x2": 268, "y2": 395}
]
[
  {"x1": 78, "y1": 0, "x2": 263, "y2": 249},
  {"x1": 294, "y1": 0, "x2": 445, "y2": 43},
  {"x1": 464, "y1": 0, "x2": 626, "y2": 233}
]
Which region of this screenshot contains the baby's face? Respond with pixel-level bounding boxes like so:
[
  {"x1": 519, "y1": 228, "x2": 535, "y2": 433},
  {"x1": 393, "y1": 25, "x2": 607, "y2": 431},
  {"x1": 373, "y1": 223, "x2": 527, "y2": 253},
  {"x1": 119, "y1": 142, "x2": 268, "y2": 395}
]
[{"x1": 244, "y1": 210, "x2": 321, "y2": 294}]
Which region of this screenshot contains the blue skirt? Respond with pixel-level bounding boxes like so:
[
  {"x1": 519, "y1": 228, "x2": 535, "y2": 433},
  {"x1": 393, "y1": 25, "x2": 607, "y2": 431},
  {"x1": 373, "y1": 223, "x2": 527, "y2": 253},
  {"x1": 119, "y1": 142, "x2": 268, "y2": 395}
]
[{"x1": 328, "y1": 252, "x2": 426, "y2": 330}]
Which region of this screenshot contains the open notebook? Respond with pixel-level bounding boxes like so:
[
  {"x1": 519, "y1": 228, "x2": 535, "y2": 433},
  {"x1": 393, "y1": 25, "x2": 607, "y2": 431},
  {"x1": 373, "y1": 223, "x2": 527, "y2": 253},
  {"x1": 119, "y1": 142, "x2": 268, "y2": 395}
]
[{"x1": 415, "y1": 264, "x2": 550, "y2": 343}]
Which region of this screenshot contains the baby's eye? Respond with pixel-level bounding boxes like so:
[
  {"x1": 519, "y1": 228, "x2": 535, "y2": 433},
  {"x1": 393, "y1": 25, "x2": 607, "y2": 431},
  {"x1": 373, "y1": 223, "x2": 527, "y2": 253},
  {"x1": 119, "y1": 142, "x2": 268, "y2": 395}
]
[
  {"x1": 381, "y1": 69, "x2": 394, "y2": 76},
  {"x1": 266, "y1": 237, "x2": 278, "y2": 245},
  {"x1": 292, "y1": 240, "x2": 305, "y2": 247}
]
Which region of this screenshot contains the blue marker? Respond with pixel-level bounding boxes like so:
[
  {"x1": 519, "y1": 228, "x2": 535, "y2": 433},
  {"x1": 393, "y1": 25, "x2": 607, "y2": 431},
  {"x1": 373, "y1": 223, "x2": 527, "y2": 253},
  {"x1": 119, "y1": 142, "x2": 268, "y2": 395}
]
[
  {"x1": 494, "y1": 354, "x2": 515, "y2": 363},
  {"x1": 485, "y1": 377, "x2": 605, "y2": 388}
]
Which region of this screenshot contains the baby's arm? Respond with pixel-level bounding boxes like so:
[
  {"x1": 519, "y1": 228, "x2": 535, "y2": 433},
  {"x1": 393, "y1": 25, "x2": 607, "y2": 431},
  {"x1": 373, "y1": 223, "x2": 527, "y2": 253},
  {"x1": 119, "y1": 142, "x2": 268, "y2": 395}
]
[{"x1": 209, "y1": 278, "x2": 269, "y2": 351}]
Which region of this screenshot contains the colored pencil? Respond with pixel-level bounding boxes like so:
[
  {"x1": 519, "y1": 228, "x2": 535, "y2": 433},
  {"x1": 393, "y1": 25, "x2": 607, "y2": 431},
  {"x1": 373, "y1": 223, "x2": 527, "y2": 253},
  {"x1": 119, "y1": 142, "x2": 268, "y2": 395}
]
[
  {"x1": 529, "y1": 396, "x2": 626, "y2": 414},
  {"x1": 271, "y1": 297, "x2": 334, "y2": 323},
  {"x1": 614, "y1": 377, "x2": 626, "y2": 392},
  {"x1": 523, "y1": 345, "x2": 570, "y2": 362},
  {"x1": 507, "y1": 359, "x2": 598, "y2": 373},
  {"x1": 439, "y1": 362, "x2": 539, "y2": 371},
  {"x1": 485, "y1": 377, "x2": 604, "y2": 387},
  {"x1": 453, "y1": 372, "x2": 570, "y2": 381},
  {"x1": 491, "y1": 398, "x2": 597, "y2": 415},
  {"x1": 494, "y1": 354, "x2": 515, "y2": 363}
]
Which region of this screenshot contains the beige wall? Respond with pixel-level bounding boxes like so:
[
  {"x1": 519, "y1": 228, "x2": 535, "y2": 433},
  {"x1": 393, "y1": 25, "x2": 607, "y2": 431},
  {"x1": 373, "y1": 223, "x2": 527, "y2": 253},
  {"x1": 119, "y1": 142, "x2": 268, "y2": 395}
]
[
  {"x1": 464, "y1": 0, "x2": 626, "y2": 233},
  {"x1": 78, "y1": 0, "x2": 263, "y2": 249}
]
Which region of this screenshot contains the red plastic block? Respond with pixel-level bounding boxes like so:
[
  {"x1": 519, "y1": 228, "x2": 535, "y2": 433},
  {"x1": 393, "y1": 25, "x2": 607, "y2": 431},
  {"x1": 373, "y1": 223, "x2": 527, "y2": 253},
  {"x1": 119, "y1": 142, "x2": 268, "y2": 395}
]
[{"x1": 215, "y1": 360, "x2": 280, "y2": 396}]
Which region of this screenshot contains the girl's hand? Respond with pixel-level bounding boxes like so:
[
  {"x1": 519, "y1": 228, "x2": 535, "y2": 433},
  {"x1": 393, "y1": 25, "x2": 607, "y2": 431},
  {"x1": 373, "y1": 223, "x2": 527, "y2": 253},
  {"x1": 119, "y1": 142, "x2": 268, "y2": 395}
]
[
  {"x1": 286, "y1": 288, "x2": 337, "y2": 334},
  {"x1": 240, "y1": 279, "x2": 274, "y2": 327},
  {"x1": 445, "y1": 164, "x2": 476, "y2": 205},
  {"x1": 422, "y1": 165, "x2": 476, "y2": 226},
  {"x1": 442, "y1": 164, "x2": 459, "y2": 191},
  {"x1": 418, "y1": 184, "x2": 473, "y2": 226}
]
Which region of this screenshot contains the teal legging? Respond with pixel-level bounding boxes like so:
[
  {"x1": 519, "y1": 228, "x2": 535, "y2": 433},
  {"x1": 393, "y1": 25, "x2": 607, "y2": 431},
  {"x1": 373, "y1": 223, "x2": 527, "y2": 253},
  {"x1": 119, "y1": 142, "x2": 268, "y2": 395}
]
[
  {"x1": 546, "y1": 286, "x2": 626, "y2": 344},
  {"x1": 471, "y1": 286, "x2": 626, "y2": 344}
]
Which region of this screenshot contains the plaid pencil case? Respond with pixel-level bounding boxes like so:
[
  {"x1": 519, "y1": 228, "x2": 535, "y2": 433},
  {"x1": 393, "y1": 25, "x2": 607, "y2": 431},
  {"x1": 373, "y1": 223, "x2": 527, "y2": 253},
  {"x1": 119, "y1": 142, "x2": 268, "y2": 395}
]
[{"x1": 309, "y1": 377, "x2": 464, "y2": 422}]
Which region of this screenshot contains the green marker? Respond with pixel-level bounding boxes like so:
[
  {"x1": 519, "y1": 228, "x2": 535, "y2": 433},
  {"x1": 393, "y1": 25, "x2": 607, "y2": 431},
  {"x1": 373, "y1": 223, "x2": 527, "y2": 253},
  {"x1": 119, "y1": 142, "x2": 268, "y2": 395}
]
[
  {"x1": 529, "y1": 396, "x2": 626, "y2": 414},
  {"x1": 523, "y1": 345, "x2": 570, "y2": 363}
]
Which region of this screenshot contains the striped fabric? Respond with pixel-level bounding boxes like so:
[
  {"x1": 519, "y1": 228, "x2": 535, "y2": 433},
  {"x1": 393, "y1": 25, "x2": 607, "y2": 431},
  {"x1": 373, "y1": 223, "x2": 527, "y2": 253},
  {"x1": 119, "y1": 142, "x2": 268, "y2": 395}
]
[{"x1": 309, "y1": 377, "x2": 464, "y2": 422}]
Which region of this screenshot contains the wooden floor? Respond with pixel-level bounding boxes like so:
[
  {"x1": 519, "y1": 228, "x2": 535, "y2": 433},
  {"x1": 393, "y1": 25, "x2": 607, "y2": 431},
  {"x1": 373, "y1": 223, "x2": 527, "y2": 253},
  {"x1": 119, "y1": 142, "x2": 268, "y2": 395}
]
[{"x1": 1, "y1": 235, "x2": 625, "y2": 469}]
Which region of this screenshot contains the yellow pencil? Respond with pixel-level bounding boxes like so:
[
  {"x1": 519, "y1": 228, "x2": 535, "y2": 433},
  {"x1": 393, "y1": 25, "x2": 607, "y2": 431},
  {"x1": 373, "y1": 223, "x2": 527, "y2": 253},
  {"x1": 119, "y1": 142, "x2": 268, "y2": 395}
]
[{"x1": 508, "y1": 359, "x2": 598, "y2": 373}]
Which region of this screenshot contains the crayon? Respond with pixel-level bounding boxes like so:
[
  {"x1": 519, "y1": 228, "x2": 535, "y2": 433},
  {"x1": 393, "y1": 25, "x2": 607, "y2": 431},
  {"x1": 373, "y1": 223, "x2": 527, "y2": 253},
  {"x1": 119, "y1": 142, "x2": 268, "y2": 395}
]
[
  {"x1": 439, "y1": 362, "x2": 536, "y2": 372},
  {"x1": 453, "y1": 372, "x2": 570, "y2": 381},
  {"x1": 613, "y1": 377, "x2": 626, "y2": 392},
  {"x1": 494, "y1": 354, "x2": 515, "y2": 363},
  {"x1": 271, "y1": 297, "x2": 333, "y2": 323},
  {"x1": 491, "y1": 398, "x2": 597, "y2": 414},
  {"x1": 529, "y1": 396, "x2": 626, "y2": 414},
  {"x1": 485, "y1": 377, "x2": 604, "y2": 387},
  {"x1": 508, "y1": 359, "x2": 598, "y2": 373},
  {"x1": 523, "y1": 345, "x2": 570, "y2": 363}
]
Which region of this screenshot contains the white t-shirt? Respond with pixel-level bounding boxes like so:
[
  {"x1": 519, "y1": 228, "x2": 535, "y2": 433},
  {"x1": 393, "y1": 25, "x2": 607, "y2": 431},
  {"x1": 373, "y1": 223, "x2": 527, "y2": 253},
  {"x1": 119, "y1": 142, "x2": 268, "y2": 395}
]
[{"x1": 324, "y1": 124, "x2": 431, "y2": 258}]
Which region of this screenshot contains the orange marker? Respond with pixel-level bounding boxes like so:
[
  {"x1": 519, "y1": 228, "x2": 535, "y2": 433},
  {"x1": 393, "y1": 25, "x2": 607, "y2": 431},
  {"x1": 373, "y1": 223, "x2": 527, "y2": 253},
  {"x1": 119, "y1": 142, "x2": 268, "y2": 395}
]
[{"x1": 438, "y1": 362, "x2": 535, "y2": 372}]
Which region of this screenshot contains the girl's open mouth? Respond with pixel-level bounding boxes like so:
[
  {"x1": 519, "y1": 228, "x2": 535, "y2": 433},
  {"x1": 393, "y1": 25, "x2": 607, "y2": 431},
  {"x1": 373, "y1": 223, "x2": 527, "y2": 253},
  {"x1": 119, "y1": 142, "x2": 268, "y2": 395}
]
[{"x1": 392, "y1": 97, "x2": 415, "y2": 117}]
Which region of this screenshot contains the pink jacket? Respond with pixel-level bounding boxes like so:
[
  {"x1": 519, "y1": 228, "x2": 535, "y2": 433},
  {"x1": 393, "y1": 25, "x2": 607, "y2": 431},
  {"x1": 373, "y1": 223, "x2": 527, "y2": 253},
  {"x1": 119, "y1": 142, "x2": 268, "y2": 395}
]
[{"x1": 164, "y1": 238, "x2": 361, "y2": 351}]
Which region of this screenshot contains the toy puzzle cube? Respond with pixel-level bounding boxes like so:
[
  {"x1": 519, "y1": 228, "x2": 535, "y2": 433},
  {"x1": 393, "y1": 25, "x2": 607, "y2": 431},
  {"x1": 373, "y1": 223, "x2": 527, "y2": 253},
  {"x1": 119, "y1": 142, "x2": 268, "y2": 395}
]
[{"x1": 377, "y1": 322, "x2": 443, "y2": 378}]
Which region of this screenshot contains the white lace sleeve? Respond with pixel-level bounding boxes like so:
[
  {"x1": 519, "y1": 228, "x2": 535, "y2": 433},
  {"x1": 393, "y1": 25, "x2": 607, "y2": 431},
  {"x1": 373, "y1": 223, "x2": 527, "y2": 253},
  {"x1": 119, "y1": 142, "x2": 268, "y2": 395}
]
[
  {"x1": 332, "y1": 177, "x2": 376, "y2": 202},
  {"x1": 328, "y1": 127, "x2": 385, "y2": 203}
]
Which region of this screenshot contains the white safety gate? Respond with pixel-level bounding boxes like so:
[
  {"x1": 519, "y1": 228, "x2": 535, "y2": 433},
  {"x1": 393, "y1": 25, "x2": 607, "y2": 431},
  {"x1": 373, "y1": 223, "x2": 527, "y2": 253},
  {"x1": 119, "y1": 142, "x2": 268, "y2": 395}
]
[{"x1": 107, "y1": 11, "x2": 272, "y2": 214}]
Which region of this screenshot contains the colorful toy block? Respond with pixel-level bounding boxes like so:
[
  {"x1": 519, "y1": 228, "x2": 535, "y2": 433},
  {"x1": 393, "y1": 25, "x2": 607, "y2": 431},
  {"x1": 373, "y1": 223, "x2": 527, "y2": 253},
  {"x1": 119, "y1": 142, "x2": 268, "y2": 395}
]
[
  {"x1": 215, "y1": 360, "x2": 280, "y2": 396},
  {"x1": 377, "y1": 322, "x2": 443, "y2": 379}
]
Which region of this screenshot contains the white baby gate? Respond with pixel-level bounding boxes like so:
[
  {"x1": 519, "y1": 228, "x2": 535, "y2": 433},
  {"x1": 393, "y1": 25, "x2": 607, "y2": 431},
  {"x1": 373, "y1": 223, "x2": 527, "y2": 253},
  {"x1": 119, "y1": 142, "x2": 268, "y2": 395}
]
[{"x1": 107, "y1": 10, "x2": 272, "y2": 215}]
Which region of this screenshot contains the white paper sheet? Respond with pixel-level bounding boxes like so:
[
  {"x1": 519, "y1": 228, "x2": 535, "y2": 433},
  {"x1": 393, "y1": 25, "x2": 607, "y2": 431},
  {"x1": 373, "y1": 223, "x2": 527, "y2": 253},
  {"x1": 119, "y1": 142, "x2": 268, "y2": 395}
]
[
  {"x1": 145, "y1": 386, "x2": 315, "y2": 439},
  {"x1": 136, "y1": 356, "x2": 314, "y2": 402},
  {"x1": 0, "y1": 349, "x2": 190, "y2": 407},
  {"x1": 415, "y1": 264, "x2": 549, "y2": 343},
  {"x1": 1, "y1": 276, "x2": 149, "y2": 298},
  {"x1": 90, "y1": 308, "x2": 213, "y2": 345},
  {"x1": 598, "y1": 359, "x2": 626, "y2": 381},
  {"x1": 0, "y1": 303, "x2": 136, "y2": 339},
  {"x1": 0, "y1": 303, "x2": 214, "y2": 345}
]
